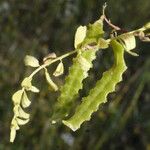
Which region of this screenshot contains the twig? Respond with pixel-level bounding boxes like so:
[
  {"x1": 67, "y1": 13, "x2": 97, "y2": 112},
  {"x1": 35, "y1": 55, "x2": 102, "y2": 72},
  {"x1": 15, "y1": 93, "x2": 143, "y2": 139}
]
[{"x1": 102, "y1": 3, "x2": 121, "y2": 31}]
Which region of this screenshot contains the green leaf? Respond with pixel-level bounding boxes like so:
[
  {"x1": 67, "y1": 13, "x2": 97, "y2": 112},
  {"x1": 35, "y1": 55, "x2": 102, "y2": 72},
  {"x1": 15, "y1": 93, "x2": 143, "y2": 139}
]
[
  {"x1": 77, "y1": 55, "x2": 92, "y2": 73},
  {"x1": 98, "y1": 38, "x2": 109, "y2": 49},
  {"x1": 24, "y1": 55, "x2": 40, "y2": 67},
  {"x1": 53, "y1": 61, "x2": 64, "y2": 77},
  {"x1": 12, "y1": 89, "x2": 24, "y2": 104},
  {"x1": 21, "y1": 91, "x2": 31, "y2": 108},
  {"x1": 82, "y1": 18, "x2": 104, "y2": 46},
  {"x1": 87, "y1": 19, "x2": 104, "y2": 38},
  {"x1": 45, "y1": 68, "x2": 58, "y2": 91},
  {"x1": 74, "y1": 26, "x2": 87, "y2": 48}
]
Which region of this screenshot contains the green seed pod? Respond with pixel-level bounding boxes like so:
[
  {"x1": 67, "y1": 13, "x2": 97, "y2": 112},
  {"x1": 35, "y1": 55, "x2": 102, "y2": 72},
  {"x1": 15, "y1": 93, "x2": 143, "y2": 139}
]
[{"x1": 63, "y1": 40, "x2": 127, "y2": 131}]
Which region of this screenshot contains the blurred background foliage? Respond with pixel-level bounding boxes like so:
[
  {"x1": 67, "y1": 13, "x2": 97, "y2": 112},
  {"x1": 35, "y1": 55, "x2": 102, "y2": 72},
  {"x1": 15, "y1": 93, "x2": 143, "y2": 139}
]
[{"x1": 0, "y1": 0, "x2": 150, "y2": 150}]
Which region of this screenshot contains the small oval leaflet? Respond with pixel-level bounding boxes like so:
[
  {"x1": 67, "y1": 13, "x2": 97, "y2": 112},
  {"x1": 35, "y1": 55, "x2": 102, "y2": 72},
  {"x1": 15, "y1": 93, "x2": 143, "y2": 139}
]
[
  {"x1": 10, "y1": 127, "x2": 16, "y2": 143},
  {"x1": 29, "y1": 86, "x2": 40, "y2": 93},
  {"x1": 13, "y1": 105, "x2": 20, "y2": 117},
  {"x1": 10, "y1": 118, "x2": 20, "y2": 142},
  {"x1": 11, "y1": 118, "x2": 20, "y2": 130},
  {"x1": 21, "y1": 77, "x2": 39, "y2": 92},
  {"x1": 24, "y1": 55, "x2": 40, "y2": 67},
  {"x1": 43, "y1": 52, "x2": 57, "y2": 63},
  {"x1": 53, "y1": 61, "x2": 64, "y2": 77},
  {"x1": 16, "y1": 118, "x2": 29, "y2": 126},
  {"x1": 21, "y1": 91, "x2": 31, "y2": 108},
  {"x1": 18, "y1": 106, "x2": 30, "y2": 119},
  {"x1": 21, "y1": 77, "x2": 32, "y2": 89},
  {"x1": 74, "y1": 26, "x2": 87, "y2": 48},
  {"x1": 45, "y1": 68, "x2": 58, "y2": 91},
  {"x1": 12, "y1": 89, "x2": 24, "y2": 105},
  {"x1": 118, "y1": 33, "x2": 138, "y2": 56}
]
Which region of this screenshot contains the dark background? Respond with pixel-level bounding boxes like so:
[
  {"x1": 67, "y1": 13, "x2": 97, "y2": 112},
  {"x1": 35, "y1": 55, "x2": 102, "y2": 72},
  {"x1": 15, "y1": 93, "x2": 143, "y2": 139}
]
[{"x1": 0, "y1": 0, "x2": 150, "y2": 150}]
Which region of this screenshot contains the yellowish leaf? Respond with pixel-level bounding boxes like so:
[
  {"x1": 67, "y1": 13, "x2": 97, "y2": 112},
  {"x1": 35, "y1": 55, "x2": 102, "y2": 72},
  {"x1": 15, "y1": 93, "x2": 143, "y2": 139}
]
[
  {"x1": 74, "y1": 26, "x2": 87, "y2": 48},
  {"x1": 10, "y1": 127, "x2": 16, "y2": 143},
  {"x1": 77, "y1": 55, "x2": 91, "y2": 72},
  {"x1": 18, "y1": 107, "x2": 30, "y2": 119},
  {"x1": 21, "y1": 77, "x2": 32, "y2": 89},
  {"x1": 16, "y1": 118, "x2": 29, "y2": 125},
  {"x1": 13, "y1": 105, "x2": 19, "y2": 117},
  {"x1": 45, "y1": 68, "x2": 58, "y2": 91},
  {"x1": 118, "y1": 33, "x2": 138, "y2": 56},
  {"x1": 21, "y1": 91, "x2": 31, "y2": 108},
  {"x1": 43, "y1": 53, "x2": 57, "y2": 63},
  {"x1": 29, "y1": 86, "x2": 40, "y2": 93},
  {"x1": 21, "y1": 77, "x2": 39, "y2": 92},
  {"x1": 24, "y1": 55, "x2": 40, "y2": 67},
  {"x1": 53, "y1": 61, "x2": 64, "y2": 77},
  {"x1": 12, "y1": 90, "x2": 24, "y2": 104},
  {"x1": 11, "y1": 118, "x2": 20, "y2": 130},
  {"x1": 51, "y1": 120, "x2": 56, "y2": 124},
  {"x1": 98, "y1": 38, "x2": 109, "y2": 49}
]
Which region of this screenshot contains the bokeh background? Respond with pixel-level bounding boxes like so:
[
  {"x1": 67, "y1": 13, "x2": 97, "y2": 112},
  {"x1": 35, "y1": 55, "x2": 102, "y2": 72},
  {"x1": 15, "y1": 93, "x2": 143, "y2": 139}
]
[{"x1": 0, "y1": 0, "x2": 150, "y2": 150}]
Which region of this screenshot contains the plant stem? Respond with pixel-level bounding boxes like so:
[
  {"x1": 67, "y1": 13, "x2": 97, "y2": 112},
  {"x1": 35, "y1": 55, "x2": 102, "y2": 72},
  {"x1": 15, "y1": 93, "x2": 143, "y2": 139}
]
[
  {"x1": 128, "y1": 27, "x2": 145, "y2": 35},
  {"x1": 29, "y1": 49, "x2": 78, "y2": 78},
  {"x1": 28, "y1": 25, "x2": 149, "y2": 79}
]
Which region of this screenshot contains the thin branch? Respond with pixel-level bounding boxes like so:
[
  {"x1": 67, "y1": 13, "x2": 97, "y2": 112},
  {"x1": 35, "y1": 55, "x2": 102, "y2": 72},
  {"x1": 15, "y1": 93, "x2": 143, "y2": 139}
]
[
  {"x1": 29, "y1": 50, "x2": 78, "y2": 78},
  {"x1": 102, "y1": 3, "x2": 121, "y2": 31}
]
